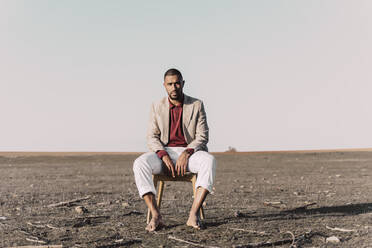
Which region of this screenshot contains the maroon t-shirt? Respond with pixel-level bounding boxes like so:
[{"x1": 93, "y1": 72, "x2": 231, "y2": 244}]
[{"x1": 156, "y1": 98, "x2": 194, "y2": 159}]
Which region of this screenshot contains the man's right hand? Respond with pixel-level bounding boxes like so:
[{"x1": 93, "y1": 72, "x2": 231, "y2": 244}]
[{"x1": 162, "y1": 155, "x2": 176, "y2": 178}]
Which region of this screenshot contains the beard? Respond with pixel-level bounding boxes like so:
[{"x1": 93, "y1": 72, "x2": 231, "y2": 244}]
[{"x1": 169, "y1": 91, "x2": 182, "y2": 100}]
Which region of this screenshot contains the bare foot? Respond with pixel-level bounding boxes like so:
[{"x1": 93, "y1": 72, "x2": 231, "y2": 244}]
[
  {"x1": 186, "y1": 213, "x2": 203, "y2": 230},
  {"x1": 145, "y1": 215, "x2": 164, "y2": 232}
]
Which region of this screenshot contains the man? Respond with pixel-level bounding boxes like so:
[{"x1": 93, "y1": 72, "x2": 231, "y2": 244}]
[{"x1": 133, "y1": 68, "x2": 216, "y2": 232}]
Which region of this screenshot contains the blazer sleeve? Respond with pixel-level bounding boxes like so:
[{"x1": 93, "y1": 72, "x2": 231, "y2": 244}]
[
  {"x1": 146, "y1": 103, "x2": 166, "y2": 152},
  {"x1": 187, "y1": 101, "x2": 209, "y2": 151}
]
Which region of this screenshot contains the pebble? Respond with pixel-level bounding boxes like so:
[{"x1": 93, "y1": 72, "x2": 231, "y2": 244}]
[
  {"x1": 75, "y1": 206, "x2": 88, "y2": 214},
  {"x1": 326, "y1": 236, "x2": 340, "y2": 244},
  {"x1": 0, "y1": 216, "x2": 7, "y2": 221},
  {"x1": 234, "y1": 211, "x2": 243, "y2": 217},
  {"x1": 122, "y1": 202, "x2": 130, "y2": 208}
]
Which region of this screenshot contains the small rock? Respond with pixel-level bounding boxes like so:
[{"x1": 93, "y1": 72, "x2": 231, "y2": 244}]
[
  {"x1": 240, "y1": 185, "x2": 245, "y2": 188},
  {"x1": 277, "y1": 187, "x2": 284, "y2": 191},
  {"x1": 326, "y1": 236, "x2": 340, "y2": 244},
  {"x1": 335, "y1": 174, "x2": 341, "y2": 178},
  {"x1": 75, "y1": 206, "x2": 88, "y2": 214},
  {"x1": 122, "y1": 202, "x2": 130, "y2": 208},
  {"x1": 202, "y1": 202, "x2": 207, "y2": 207},
  {"x1": 273, "y1": 174, "x2": 277, "y2": 177},
  {"x1": 300, "y1": 176, "x2": 304, "y2": 180},
  {"x1": 234, "y1": 211, "x2": 243, "y2": 217},
  {"x1": 0, "y1": 216, "x2": 7, "y2": 221}
]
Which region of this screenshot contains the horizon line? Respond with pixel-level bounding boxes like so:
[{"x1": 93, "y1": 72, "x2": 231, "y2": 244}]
[{"x1": 0, "y1": 147, "x2": 372, "y2": 157}]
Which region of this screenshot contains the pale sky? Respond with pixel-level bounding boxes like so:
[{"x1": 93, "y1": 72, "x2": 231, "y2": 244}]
[{"x1": 1, "y1": 0, "x2": 371, "y2": 152}]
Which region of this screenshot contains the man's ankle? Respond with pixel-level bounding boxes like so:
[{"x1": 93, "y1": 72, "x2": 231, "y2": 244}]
[
  {"x1": 189, "y1": 210, "x2": 198, "y2": 217},
  {"x1": 151, "y1": 212, "x2": 161, "y2": 219}
]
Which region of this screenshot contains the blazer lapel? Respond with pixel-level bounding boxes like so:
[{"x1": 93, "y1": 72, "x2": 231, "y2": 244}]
[
  {"x1": 182, "y1": 94, "x2": 193, "y2": 129},
  {"x1": 160, "y1": 97, "x2": 169, "y2": 144}
]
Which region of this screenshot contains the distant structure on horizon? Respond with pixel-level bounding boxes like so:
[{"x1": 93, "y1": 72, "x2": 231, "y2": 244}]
[{"x1": 225, "y1": 146, "x2": 237, "y2": 153}]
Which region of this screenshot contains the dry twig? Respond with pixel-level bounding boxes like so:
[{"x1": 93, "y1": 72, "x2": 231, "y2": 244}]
[
  {"x1": 263, "y1": 201, "x2": 285, "y2": 209},
  {"x1": 25, "y1": 238, "x2": 47, "y2": 244},
  {"x1": 286, "y1": 202, "x2": 316, "y2": 211},
  {"x1": 46, "y1": 224, "x2": 59, "y2": 229},
  {"x1": 284, "y1": 231, "x2": 295, "y2": 247},
  {"x1": 168, "y1": 235, "x2": 219, "y2": 248},
  {"x1": 26, "y1": 222, "x2": 45, "y2": 228},
  {"x1": 228, "y1": 227, "x2": 268, "y2": 236},
  {"x1": 47, "y1": 196, "x2": 91, "y2": 207},
  {"x1": 326, "y1": 225, "x2": 356, "y2": 232},
  {"x1": 6, "y1": 246, "x2": 62, "y2": 248},
  {"x1": 233, "y1": 231, "x2": 323, "y2": 248}
]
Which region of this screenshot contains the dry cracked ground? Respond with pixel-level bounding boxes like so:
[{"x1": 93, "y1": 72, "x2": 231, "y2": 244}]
[{"x1": 0, "y1": 151, "x2": 372, "y2": 247}]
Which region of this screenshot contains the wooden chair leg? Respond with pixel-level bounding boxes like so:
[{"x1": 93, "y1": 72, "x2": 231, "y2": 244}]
[{"x1": 147, "y1": 175, "x2": 158, "y2": 224}]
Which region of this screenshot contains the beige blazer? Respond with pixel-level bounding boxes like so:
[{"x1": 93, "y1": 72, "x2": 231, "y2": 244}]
[{"x1": 147, "y1": 94, "x2": 209, "y2": 152}]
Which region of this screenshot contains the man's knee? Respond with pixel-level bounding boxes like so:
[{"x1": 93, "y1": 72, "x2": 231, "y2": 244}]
[
  {"x1": 207, "y1": 154, "x2": 216, "y2": 171},
  {"x1": 133, "y1": 157, "x2": 143, "y2": 173},
  {"x1": 133, "y1": 152, "x2": 158, "y2": 173},
  {"x1": 199, "y1": 152, "x2": 216, "y2": 171},
  {"x1": 133, "y1": 154, "x2": 149, "y2": 173}
]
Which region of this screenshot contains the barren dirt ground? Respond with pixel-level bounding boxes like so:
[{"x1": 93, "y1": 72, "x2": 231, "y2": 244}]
[{"x1": 0, "y1": 151, "x2": 372, "y2": 247}]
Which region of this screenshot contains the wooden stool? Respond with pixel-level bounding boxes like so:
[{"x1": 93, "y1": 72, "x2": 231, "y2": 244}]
[{"x1": 146, "y1": 173, "x2": 205, "y2": 224}]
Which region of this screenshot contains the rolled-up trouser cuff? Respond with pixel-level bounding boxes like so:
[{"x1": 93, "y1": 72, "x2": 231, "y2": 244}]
[
  {"x1": 195, "y1": 182, "x2": 213, "y2": 193},
  {"x1": 139, "y1": 186, "x2": 156, "y2": 198}
]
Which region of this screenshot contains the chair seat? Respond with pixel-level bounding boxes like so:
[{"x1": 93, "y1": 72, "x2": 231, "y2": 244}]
[
  {"x1": 153, "y1": 172, "x2": 195, "y2": 181},
  {"x1": 147, "y1": 172, "x2": 205, "y2": 224}
]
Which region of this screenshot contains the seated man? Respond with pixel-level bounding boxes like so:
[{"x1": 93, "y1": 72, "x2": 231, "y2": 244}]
[{"x1": 133, "y1": 68, "x2": 216, "y2": 231}]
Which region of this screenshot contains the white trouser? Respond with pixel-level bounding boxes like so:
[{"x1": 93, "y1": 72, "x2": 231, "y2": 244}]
[{"x1": 133, "y1": 147, "x2": 216, "y2": 198}]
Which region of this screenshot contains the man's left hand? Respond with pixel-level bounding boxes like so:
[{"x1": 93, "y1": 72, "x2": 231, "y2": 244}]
[{"x1": 175, "y1": 151, "x2": 190, "y2": 176}]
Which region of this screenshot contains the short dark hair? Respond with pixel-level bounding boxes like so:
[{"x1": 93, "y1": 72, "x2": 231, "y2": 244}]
[{"x1": 164, "y1": 68, "x2": 183, "y2": 81}]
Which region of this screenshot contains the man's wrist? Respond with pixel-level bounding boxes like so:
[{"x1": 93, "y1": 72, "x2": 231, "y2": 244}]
[
  {"x1": 184, "y1": 148, "x2": 194, "y2": 156},
  {"x1": 156, "y1": 150, "x2": 168, "y2": 159}
]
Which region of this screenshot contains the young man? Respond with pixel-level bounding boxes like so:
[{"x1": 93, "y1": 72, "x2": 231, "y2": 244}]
[{"x1": 133, "y1": 68, "x2": 216, "y2": 231}]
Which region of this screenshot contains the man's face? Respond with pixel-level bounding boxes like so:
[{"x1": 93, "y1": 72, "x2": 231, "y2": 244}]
[{"x1": 163, "y1": 75, "x2": 184, "y2": 100}]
